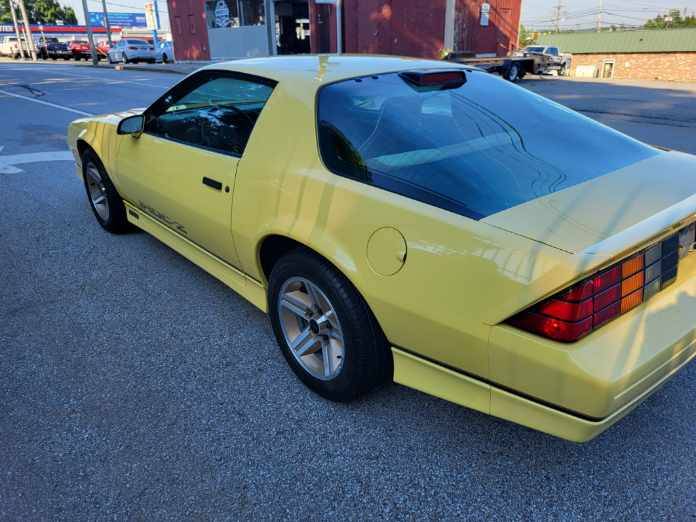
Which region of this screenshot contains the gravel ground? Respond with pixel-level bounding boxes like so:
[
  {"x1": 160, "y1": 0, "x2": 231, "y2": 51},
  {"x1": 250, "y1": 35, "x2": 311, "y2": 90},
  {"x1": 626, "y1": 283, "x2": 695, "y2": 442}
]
[{"x1": 1, "y1": 63, "x2": 695, "y2": 520}]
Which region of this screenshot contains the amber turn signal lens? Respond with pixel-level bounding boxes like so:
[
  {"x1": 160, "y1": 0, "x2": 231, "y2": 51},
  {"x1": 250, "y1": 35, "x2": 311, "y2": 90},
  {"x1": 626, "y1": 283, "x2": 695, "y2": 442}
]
[
  {"x1": 621, "y1": 254, "x2": 644, "y2": 278},
  {"x1": 622, "y1": 271, "x2": 644, "y2": 297},
  {"x1": 621, "y1": 289, "x2": 643, "y2": 314}
]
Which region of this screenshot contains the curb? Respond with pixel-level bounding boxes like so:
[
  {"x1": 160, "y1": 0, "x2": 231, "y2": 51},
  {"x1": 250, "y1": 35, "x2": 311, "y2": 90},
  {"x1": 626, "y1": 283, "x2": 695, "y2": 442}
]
[{"x1": 107, "y1": 63, "x2": 195, "y2": 75}]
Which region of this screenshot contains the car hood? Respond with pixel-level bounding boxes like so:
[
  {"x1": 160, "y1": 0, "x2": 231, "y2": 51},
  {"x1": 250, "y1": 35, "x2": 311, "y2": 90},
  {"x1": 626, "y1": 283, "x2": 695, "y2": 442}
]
[{"x1": 482, "y1": 150, "x2": 696, "y2": 255}]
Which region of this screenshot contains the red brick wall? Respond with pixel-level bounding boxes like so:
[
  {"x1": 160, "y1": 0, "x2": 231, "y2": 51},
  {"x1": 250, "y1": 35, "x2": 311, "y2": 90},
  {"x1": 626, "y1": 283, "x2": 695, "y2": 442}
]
[
  {"x1": 308, "y1": 0, "x2": 521, "y2": 59},
  {"x1": 572, "y1": 52, "x2": 696, "y2": 82},
  {"x1": 167, "y1": 0, "x2": 210, "y2": 60},
  {"x1": 339, "y1": 0, "x2": 447, "y2": 59},
  {"x1": 454, "y1": 0, "x2": 521, "y2": 57}
]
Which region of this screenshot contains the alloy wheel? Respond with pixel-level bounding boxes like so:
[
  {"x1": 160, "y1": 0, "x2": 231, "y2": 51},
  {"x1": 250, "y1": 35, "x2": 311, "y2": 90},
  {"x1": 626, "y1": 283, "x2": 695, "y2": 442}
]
[
  {"x1": 85, "y1": 163, "x2": 110, "y2": 221},
  {"x1": 277, "y1": 277, "x2": 345, "y2": 381}
]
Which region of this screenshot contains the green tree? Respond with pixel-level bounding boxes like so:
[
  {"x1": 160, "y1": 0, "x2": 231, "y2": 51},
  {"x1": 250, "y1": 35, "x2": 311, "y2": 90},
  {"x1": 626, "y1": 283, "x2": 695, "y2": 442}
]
[
  {"x1": 645, "y1": 8, "x2": 696, "y2": 29},
  {"x1": 0, "y1": 0, "x2": 77, "y2": 25},
  {"x1": 519, "y1": 24, "x2": 537, "y2": 46}
]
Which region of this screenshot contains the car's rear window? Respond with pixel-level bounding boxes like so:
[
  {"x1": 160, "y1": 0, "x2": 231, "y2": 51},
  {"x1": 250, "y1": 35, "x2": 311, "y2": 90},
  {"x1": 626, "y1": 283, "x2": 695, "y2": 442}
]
[{"x1": 317, "y1": 70, "x2": 658, "y2": 220}]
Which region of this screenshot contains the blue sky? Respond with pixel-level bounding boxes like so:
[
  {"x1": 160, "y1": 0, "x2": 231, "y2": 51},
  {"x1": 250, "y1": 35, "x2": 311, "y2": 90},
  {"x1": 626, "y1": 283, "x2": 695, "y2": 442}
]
[{"x1": 521, "y1": 0, "x2": 693, "y2": 30}]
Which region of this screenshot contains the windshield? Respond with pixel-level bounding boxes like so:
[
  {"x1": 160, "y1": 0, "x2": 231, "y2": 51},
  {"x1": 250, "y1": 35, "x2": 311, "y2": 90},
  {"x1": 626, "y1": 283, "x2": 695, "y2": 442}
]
[{"x1": 317, "y1": 70, "x2": 658, "y2": 220}]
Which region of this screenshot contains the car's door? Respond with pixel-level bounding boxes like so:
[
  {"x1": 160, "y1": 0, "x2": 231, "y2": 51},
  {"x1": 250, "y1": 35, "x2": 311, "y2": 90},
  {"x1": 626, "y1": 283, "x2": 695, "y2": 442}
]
[
  {"x1": 115, "y1": 70, "x2": 277, "y2": 267},
  {"x1": 547, "y1": 47, "x2": 560, "y2": 65}
]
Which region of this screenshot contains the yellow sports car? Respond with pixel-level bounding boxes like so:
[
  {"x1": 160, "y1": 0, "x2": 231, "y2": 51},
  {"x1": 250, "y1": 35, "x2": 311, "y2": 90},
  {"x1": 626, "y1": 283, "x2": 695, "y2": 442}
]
[{"x1": 68, "y1": 56, "x2": 696, "y2": 442}]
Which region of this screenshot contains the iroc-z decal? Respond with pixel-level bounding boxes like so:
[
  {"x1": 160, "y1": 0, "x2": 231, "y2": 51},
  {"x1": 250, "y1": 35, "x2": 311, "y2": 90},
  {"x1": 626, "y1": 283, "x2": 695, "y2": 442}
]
[{"x1": 138, "y1": 201, "x2": 188, "y2": 236}]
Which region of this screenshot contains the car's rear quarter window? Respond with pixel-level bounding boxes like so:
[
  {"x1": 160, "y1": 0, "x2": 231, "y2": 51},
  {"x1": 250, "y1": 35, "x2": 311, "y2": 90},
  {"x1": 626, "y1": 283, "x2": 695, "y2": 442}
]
[{"x1": 317, "y1": 70, "x2": 658, "y2": 220}]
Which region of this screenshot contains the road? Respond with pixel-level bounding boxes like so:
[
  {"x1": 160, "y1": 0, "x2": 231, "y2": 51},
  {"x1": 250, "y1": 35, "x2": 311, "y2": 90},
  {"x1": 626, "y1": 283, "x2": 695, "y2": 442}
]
[
  {"x1": 1, "y1": 63, "x2": 695, "y2": 520},
  {"x1": 524, "y1": 77, "x2": 696, "y2": 154}
]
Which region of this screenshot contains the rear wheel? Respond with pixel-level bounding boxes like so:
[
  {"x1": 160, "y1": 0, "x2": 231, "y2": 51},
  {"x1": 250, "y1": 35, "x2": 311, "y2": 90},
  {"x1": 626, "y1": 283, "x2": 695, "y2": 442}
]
[
  {"x1": 161, "y1": 53, "x2": 169, "y2": 64},
  {"x1": 506, "y1": 63, "x2": 520, "y2": 82},
  {"x1": 82, "y1": 150, "x2": 130, "y2": 233},
  {"x1": 268, "y1": 249, "x2": 392, "y2": 402}
]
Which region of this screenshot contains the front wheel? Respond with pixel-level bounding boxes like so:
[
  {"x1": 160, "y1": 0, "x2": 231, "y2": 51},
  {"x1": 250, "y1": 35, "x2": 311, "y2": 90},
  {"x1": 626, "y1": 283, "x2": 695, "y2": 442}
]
[
  {"x1": 268, "y1": 250, "x2": 392, "y2": 402},
  {"x1": 82, "y1": 150, "x2": 131, "y2": 233}
]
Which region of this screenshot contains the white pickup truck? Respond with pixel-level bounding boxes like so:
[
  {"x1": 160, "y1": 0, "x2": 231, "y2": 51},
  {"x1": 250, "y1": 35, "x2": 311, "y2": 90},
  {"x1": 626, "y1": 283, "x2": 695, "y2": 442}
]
[
  {"x1": 517, "y1": 45, "x2": 572, "y2": 76},
  {"x1": 0, "y1": 36, "x2": 28, "y2": 58}
]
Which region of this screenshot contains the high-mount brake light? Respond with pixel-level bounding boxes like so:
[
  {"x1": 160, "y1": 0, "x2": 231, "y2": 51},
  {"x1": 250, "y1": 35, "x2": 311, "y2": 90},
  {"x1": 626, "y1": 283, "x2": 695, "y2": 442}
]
[
  {"x1": 507, "y1": 223, "x2": 696, "y2": 343},
  {"x1": 399, "y1": 70, "x2": 467, "y2": 89}
]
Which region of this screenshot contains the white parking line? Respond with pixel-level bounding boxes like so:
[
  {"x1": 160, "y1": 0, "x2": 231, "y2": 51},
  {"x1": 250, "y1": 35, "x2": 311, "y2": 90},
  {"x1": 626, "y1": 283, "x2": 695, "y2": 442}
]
[
  {"x1": 0, "y1": 146, "x2": 74, "y2": 174},
  {"x1": 0, "y1": 64, "x2": 175, "y2": 89},
  {"x1": 0, "y1": 88, "x2": 92, "y2": 116}
]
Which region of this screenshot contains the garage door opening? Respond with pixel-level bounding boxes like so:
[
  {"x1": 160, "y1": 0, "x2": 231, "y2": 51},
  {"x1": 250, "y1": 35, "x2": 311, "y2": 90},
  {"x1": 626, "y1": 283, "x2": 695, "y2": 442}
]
[{"x1": 274, "y1": 0, "x2": 311, "y2": 54}]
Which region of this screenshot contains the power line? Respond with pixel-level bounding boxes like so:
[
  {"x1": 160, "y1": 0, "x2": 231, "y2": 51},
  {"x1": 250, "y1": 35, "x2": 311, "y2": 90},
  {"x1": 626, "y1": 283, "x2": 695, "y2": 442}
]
[{"x1": 552, "y1": 0, "x2": 565, "y2": 32}]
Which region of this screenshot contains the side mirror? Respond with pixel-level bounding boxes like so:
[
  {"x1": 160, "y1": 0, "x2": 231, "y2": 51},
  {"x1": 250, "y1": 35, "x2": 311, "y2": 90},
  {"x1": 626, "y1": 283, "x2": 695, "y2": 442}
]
[{"x1": 117, "y1": 114, "x2": 144, "y2": 136}]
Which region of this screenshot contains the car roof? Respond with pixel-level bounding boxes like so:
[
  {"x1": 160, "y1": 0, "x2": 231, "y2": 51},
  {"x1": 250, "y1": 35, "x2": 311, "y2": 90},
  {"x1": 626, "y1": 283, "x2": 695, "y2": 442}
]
[{"x1": 202, "y1": 55, "x2": 471, "y2": 90}]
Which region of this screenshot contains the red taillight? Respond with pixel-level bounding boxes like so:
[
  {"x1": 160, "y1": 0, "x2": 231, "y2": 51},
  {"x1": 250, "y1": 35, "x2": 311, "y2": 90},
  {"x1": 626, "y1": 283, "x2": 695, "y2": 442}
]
[{"x1": 507, "y1": 223, "x2": 695, "y2": 343}]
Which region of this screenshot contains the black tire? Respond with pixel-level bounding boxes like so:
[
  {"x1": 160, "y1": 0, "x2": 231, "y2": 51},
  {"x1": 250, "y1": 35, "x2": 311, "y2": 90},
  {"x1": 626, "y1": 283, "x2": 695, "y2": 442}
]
[
  {"x1": 268, "y1": 249, "x2": 392, "y2": 402},
  {"x1": 161, "y1": 53, "x2": 169, "y2": 64},
  {"x1": 81, "y1": 149, "x2": 131, "y2": 233},
  {"x1": 51, "y1": 56, "x2": 57, "y2": 60},
  {"x1": 506, "y1": 63, "x2": 520, "y2": 82},
  {"x1": 123, "y1": 54, "x2": 130, "y2": 64}
]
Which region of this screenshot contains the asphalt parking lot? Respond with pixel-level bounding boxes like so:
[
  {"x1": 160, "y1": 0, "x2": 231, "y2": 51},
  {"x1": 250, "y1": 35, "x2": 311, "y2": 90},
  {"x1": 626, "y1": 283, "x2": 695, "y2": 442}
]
[{"x1": 1, "y1": 62, "x2": 695, "y2": 520}]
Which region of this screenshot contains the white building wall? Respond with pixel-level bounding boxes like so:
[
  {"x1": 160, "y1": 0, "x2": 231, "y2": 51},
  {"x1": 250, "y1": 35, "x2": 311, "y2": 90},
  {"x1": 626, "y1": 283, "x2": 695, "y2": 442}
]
[{"x1": 208, "y1": 25, "x2": 269, "y2": 59}]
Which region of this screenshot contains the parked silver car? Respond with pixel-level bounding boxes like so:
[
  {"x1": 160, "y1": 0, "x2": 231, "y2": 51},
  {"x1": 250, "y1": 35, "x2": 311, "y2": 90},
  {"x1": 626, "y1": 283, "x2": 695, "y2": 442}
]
[
  {"x1": 156, "y1": 41, "x2": 174, "y2": 63},
  {"x1": 107, "y1": 39, "x2": 156, "y2": 64}
]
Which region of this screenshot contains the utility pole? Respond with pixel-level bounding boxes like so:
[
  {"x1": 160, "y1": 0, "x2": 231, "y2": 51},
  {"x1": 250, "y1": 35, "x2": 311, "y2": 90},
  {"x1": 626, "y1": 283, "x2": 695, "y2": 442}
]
[
  {"x1": 17, "y1": 0, "x2": 37, "y2": 61},
  {"x1": 596, "y1": 0, "x2": 603, "y2": 32},
  {"x1": 9, "y1": 0, "x2": 28, "y2": 59},
  {"x1": 101, "y1": 0, "x2": 113, "y2": 47},
  {"x1": 336, "y1": 0, "x2": 342, "y2": 53},
  {"x1": 153, "y1": 0, "x2": 161, "y2": 42},
  {"x1": 80, "y1": 0, "x2": 99, "y2": 65},
  {"x1": 552, "y1": 0, "x2": 564, "y2": 33}
]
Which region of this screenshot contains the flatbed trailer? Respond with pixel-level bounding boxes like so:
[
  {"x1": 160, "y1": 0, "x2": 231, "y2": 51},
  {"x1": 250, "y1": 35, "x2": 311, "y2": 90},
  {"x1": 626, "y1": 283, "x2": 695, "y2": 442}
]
[{"x1": 445, "y1": 52, "x2": 550, "y2": 82}]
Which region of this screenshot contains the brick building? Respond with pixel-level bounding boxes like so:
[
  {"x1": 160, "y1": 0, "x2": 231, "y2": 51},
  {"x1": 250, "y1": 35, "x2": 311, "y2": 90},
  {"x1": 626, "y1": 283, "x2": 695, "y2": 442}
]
[
  {"x1": 167, "y1": 0, "x2": 521, "y2": 61},
  {"x1": 537, "y1": 28, "x2": 696, "y2": 82}
]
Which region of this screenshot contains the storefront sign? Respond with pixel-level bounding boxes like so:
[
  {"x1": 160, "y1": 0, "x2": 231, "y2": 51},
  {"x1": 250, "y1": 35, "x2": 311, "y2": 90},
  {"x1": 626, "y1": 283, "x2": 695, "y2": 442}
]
[
  {"x1": 480, "y1": 2, "x2": 490, "y2": 26},
  {"x1": 214, "y1": 0, "x2": 230, "y2": 28}
]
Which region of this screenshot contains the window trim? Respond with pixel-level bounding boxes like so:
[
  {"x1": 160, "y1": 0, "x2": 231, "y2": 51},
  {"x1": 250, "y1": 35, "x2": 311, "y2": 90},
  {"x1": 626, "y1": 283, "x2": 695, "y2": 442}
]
[{"x1": 143, "y1": 68, "x2": 278, "y2": 158}]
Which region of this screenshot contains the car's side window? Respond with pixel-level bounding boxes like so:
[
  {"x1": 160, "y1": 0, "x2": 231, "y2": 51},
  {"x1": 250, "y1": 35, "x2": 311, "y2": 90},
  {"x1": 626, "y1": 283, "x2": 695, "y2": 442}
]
[{"x1": 145, "y1": 71, "x2": 276, "y2": 156}]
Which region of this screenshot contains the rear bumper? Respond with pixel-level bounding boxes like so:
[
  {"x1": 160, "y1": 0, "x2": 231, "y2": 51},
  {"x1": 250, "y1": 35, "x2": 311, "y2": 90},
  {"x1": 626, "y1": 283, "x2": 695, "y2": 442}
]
[
  {"x1": 393, "y1": 338, "x2": 696, "y2": 442},
  {"x1": 124, "y1": 50, "x2": 155, "y2": 60},
  {"x1": 489, "y1": 254, "x2": 696, "y2": 419},
  {"x1": 393, "y1": 254, "x2": 696, "y2": 442}
]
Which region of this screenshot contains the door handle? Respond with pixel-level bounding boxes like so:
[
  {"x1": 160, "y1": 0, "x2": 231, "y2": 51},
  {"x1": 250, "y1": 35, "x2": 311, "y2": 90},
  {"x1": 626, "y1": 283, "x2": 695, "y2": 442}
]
[{"x1": 202, "y1": 177, "x2": 223, "y2": 191}]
